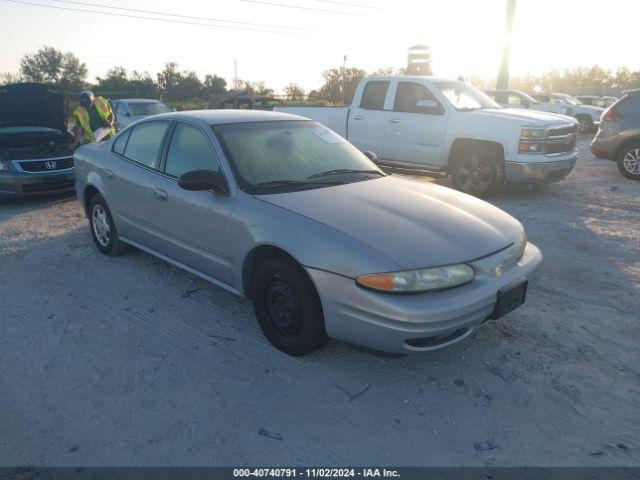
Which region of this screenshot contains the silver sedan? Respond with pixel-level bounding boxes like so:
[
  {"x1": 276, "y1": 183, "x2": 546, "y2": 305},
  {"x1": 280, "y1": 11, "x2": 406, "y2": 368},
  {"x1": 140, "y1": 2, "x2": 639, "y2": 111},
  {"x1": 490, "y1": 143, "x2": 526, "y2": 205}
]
[{"x1": 74, "y1": 110, "x2": 542, "y2": 355}]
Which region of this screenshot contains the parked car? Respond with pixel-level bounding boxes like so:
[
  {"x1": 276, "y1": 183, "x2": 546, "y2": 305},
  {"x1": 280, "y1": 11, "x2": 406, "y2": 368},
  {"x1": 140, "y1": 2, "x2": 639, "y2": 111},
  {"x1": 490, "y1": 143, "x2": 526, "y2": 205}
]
[
  {"x1": 0, "y1": 83, "x2": 75, "y2": 199},
  {"x1": 591, "y1": 89, "x2": 640, "y2": 180},
  {"x1": 74, "y1": 110, "x2": 543, "y2": 355},
  {"x1": 276, "y1": 77, "x2": 579, "y2": 197},
  {"x1": 111, "y1": 99, "x2": 172, "y2": 129},
  {"x1": 484, "y1": 89, "x2": 541, "y2": 109},
  {"x1": 576, "y1": 94, "x2": 618, "y2": 109},
  {"x1": 528, "y1": 93, "x2": 604, "y2": 133}
]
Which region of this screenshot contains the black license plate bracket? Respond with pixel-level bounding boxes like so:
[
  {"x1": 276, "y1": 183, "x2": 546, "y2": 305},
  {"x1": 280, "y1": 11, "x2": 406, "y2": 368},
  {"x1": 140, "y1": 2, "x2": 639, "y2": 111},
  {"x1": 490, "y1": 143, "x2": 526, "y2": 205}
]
[{"x1": 490, "y1": 278, "x2": 528, "y2": 320}]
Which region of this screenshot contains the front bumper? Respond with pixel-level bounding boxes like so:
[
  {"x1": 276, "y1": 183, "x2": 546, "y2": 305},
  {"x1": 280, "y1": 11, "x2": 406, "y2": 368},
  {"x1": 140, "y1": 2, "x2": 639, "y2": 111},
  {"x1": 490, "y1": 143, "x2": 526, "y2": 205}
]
[
  {"x1": 307, "y1": 242, "x2": 543, "y2": 354},
  {"x1": 0, "y1": 170, "x2": 75, "y2": 199},
  {"x1": 505, "y1": 150, "x2": 578, "y2": 184}
]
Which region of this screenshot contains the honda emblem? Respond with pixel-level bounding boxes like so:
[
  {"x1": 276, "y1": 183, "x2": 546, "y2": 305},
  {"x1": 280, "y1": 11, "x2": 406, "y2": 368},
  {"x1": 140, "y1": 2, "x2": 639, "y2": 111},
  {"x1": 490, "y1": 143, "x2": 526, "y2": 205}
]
[{"x1": 45, "y1": 161, "x2": 57, "y2": 170}]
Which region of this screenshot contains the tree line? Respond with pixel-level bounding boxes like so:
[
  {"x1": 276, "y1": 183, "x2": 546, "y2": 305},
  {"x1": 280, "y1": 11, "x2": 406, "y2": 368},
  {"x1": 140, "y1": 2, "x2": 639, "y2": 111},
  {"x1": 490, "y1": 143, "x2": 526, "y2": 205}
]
[{"x1": 2, "y1": 46, "x2": 640, "y2": 110}]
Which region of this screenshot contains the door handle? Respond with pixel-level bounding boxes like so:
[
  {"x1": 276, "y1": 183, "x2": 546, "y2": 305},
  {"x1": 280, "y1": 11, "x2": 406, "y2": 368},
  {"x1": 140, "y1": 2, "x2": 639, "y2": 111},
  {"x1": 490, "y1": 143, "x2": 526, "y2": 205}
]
[
  {"x1": 153, "y1": 188, "x2": 168, "y2": 202},
  {"x1": 388, "y1": 118, "x2": 401, "y2": 123},
  {"x1": 351, "y1": 115, "x2": 364, "y2": 120},
  {"x1": 105, "y1": 169, "x2": 114, "y2": 179}
]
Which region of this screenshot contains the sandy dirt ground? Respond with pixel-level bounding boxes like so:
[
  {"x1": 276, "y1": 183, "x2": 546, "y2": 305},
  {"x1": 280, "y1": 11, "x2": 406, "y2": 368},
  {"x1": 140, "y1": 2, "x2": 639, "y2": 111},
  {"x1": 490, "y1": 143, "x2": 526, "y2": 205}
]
[{"x1": 0, "y1": 137, "x2": 638, "y2": 467}]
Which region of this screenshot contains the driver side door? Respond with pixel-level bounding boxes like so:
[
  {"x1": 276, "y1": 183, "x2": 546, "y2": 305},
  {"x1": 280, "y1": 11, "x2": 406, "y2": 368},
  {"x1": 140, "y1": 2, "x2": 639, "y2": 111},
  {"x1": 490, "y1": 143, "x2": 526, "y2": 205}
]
[{"x1": 148, "y1": 121, "x2": 235, "y2": 284}]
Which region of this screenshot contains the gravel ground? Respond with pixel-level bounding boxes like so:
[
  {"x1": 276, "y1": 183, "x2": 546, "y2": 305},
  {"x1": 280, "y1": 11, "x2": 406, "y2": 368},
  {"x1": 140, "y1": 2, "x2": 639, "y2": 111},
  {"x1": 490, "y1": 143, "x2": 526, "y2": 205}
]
[{"x1": 0, "y1": 137, "x2": 638, "y2": 467}]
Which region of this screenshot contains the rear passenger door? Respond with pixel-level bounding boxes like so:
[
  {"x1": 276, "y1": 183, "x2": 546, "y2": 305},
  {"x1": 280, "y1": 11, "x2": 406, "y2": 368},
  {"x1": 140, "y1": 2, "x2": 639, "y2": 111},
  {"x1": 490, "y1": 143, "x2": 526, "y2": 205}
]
[
  {"x1": 148, "y1": 121, "x2": 235, "y2": 284},
  {"x1": 383, "y1": 81, "x2": 447, "y2": 167},
  {"x1": 107, "y1": 120, "x2": 171, "y2": 246},
  {"x1": 348, "y1": 80, "x2": 391, "y2": 156}
]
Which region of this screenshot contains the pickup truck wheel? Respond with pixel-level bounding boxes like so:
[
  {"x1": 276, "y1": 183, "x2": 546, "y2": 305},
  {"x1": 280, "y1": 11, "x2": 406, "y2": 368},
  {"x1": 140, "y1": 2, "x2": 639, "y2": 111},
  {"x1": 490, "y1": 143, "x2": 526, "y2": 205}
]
[
  {"x1": 252, "y1": 257, "x2": 329, "y2": 356},
  {"x1": 451, "y1": 154, "x2": 502, "y2": 197},
  {"x1": 88, "y1": 193, "x2": 127, "y2": 256},
  {"x1": 576, "y1": 115, "x2": 593, "y2": 134},
  {"x1": 617, "y1": 144, "x2": 640, "y2": 180}
]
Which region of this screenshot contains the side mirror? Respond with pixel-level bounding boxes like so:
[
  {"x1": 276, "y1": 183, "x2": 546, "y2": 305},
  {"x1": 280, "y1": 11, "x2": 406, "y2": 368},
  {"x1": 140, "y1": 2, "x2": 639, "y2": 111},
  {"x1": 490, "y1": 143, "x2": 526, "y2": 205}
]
[
  {"x1": 416, "y1": 99, "x2": 444, "y2": 115},
  {"x1": 178, "y1": 169, "x2": 229, "y2": 196},
  {"x1": 363, "y1": 151, "x2": 378, "y2": 162}
]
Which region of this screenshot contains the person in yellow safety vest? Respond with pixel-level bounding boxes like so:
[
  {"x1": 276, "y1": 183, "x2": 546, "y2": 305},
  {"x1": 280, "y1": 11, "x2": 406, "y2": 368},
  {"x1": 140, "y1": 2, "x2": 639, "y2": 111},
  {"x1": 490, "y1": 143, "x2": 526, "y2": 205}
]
[{"x1": 71, "y1": 90, "x2": 115, "y2": 148}]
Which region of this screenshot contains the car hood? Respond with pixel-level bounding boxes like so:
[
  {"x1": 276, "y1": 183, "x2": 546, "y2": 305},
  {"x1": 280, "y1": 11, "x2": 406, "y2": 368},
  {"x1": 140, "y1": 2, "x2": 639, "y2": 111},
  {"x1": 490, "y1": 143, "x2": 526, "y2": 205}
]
[
  {"x1": 0, "y1": 83, "x2": 67, "y2": 131},
  {"x1": 257, "y1": 176, "x2": 523, "y2": 270},
  {"x1": 473, "y1": 108, "x2": 576, "y2": 125}
]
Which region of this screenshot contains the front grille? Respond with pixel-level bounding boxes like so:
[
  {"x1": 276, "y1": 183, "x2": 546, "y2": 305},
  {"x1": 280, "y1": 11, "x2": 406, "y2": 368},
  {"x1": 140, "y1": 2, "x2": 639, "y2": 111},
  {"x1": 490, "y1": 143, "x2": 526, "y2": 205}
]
[
  {"x1": 22, "y1": 180, "x2": 75, "y2": 193},
  {"x1": 19, "y1": 157, "x2": 74, "y2": 172},
  {"x1": 548, "y1": 125, "x2": 578, "y2": 138},
  {"x1": 544, "y1": 137, "x2": 577, "y2": 155}
]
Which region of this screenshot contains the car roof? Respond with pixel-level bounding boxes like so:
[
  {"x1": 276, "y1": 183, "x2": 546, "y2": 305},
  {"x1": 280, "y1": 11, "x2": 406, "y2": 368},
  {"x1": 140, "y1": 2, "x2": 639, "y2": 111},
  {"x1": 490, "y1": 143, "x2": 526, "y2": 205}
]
[
  {"x1": 142, "y1": 109, "x2": 308, "y2": 125},
  {"x1": 115, "y1": 98, "x2": 163, "y2": 103},
  {"x1": 366, "y1": 75, "x2": 461, "y2": 84}
]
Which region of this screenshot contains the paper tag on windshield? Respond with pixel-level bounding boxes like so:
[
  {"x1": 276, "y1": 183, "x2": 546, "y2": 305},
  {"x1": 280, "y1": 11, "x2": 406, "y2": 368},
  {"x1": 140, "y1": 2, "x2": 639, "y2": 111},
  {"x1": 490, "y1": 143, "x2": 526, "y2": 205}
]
[{"x1": 311, "y1": 128, "x2": 343, "y2": 144}]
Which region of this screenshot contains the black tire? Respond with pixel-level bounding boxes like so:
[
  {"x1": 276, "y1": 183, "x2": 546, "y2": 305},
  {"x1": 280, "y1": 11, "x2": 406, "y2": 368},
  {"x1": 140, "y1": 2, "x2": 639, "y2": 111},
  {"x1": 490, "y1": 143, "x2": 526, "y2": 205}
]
[
  {"x1": 88, "y1": 193, "x2": 127, "y2": 256},
  {"x1": 576, "y1": 115, "x2": 594, "y2": 134},
  {"x1": 252, "y1": 256, "x2": 329, "y2": 356},
  {"x1": 616, "y1": 143, "x2": 640, "y2": 180},
  {"x1": 451, "y1": 150, "x2": 503, "y2": 198}
]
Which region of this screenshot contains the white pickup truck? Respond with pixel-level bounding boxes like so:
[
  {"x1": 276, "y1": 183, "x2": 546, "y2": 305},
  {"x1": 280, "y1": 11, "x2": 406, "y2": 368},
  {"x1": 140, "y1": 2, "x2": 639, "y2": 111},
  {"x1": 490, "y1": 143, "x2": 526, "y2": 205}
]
[{"x1": 276, "y1": 76, "x2": 579, "y2": 197}]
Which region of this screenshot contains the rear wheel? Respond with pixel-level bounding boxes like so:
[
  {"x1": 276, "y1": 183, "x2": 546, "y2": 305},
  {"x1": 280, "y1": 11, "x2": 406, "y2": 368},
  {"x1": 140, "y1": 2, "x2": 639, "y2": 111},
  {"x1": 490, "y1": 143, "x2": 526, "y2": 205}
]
[
  {"x1": 88, "y1": 193, "x2": 127, "y2": 255},
  {"x1": 252, "y1": 256, "x2": 329, "y2": 356},
  {"x1": 617, "y1": 143, "x2": 640, "y2": 180},
  {"x1": 451, "y1": 152, "x2": 503, "y2": 198}
]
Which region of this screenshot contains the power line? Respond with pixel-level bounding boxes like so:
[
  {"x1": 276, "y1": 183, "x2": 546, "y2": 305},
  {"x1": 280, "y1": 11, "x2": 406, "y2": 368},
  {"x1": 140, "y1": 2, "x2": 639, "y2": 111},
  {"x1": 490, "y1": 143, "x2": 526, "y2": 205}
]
[
  {"x1": 311, "y1": 0, "x2": 380, "y2": 9},
  {"x1": 1, "y1": 0, "x2": 303, "y2": 34},
  {"x1": 240, "y1": 0, "x2": 364, "y2": 16},
  {"x1": 45, "y1": 0, "x2": 305, "y2": 31}
]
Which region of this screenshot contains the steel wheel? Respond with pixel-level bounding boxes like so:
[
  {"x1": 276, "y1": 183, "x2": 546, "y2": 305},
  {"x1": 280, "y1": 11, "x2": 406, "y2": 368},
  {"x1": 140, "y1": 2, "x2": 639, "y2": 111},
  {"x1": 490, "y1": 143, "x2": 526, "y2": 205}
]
[
  {"x1": 265, "y1": 279, "x2": 303, "y2": 337},
  {"x1": 91, "y1": 204, "x2": 111, "y2": 247},
  {"x1": 456, "y1": 155, "x2": 494, "y2": 195},
  {"x1": 622, "y1": 148, "x2": 640, "y2": 175}
]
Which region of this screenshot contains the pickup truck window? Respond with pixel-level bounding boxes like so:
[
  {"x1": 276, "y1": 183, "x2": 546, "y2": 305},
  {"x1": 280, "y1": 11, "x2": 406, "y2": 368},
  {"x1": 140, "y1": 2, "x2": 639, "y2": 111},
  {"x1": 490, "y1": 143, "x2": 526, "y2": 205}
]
[
  {"x1": 394, "y1": 82, "x2": 440, "y2": 114},
  {"x1": 433, "y1": 82, "x2": 499, "y2": 111},
  {"x1": 122, "y1": 120, "x2": 170, "y2": 169},
  {"x1": 360, "y1": 81, "x2": 389, "y2": 110}
]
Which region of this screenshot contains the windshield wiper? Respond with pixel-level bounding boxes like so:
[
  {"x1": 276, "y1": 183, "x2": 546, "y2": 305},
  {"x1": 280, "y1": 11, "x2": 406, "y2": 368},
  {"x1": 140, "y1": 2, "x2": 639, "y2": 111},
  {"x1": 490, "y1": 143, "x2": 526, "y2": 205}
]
[
  {"x1": 245, "y1": 178, "x2": 340, "y2": 193},
  {"x1": 307, "y1": 169, "x2": 384, "y2": 180}
]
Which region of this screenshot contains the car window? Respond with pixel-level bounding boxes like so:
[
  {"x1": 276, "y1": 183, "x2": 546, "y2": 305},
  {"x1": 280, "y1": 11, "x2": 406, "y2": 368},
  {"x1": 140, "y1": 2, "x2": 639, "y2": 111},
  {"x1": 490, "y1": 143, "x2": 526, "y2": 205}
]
[
  {"x1": 165, "y1": 123, "x2": 220, "y2": 178},
  {"x1": 122, "y1": 121, "x2": 170, "y2": 168},
  {"x1": 116, "y1": 103, "x2": 128, "y2": 117},
  {"x1": 508, "y1": 93, "x2": 523, "y2": 105},
  {"x1": 360, "y1": 81, "x2": 389, "y2": 110},
  {"x1": 393, "y1": 82, "x2": 440, "y2": 114},
  {"x1": 112, "y1": 129, "x2": 131, "y2": 155}
]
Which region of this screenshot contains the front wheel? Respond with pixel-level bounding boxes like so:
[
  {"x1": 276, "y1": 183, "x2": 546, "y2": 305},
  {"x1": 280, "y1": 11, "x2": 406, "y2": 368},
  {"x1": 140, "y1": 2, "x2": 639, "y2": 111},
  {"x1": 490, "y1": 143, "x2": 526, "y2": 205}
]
[
  {"x1": 617, "y1": 144, "x2": 640, "y2": 180},
  {"x1": 576, "y1": 115, "x2": 594, "y2": 134},
  {"x1": 252, "y1": 257, "x2": 329, "y2": 356},
  {"x1": 451, "y1": 153, "x2": 503, "y2": 198}
]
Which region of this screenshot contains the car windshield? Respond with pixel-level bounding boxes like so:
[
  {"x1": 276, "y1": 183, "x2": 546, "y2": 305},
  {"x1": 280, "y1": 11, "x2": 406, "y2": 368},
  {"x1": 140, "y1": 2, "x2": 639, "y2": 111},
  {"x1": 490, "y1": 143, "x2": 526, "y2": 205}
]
[
  {"x1": 127, "y1": 102, "x2": 172, "y2": 116},
  {"x1": 557, "y1": 95, "x2": 582, "y2": 106},
  {"x1": 433, "y1": 81, "x2": 500, "y2": 110},
  {"x1": 213, "y1": 120, "x2": 384, "y2": 193}
]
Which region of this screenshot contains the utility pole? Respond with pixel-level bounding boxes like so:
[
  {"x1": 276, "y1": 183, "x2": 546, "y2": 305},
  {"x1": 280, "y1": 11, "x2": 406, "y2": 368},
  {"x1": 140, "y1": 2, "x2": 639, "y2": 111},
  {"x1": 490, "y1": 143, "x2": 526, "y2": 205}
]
[
  {"x1": 342, "y1": 54, "x2": 347, "y2": 106},
  {"x1": 234, "y1": 59, "x2": 238, "y2": 91},
  {"x1": 496, "y1": 0, "x2": 516, "y2": 90}
]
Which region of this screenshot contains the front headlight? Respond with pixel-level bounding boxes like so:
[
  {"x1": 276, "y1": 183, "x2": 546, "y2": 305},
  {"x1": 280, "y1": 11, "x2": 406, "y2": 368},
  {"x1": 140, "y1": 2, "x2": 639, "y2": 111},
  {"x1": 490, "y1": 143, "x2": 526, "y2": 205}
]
[
  {"x1": 513, "y1": 230, "x2": 527, "y2": 260},
  {"x1": 518, "y1": 141, "x2": 544, "y2": 154},
  {"x1": 356, "y1": 264, "x2": 475, "y2": 294},
  {"x1": 520, "y1": 128, "x2": 546, "y2": 140},
  {"x1": 0, "y1": 160, "x2": 12, "y2": 172}
]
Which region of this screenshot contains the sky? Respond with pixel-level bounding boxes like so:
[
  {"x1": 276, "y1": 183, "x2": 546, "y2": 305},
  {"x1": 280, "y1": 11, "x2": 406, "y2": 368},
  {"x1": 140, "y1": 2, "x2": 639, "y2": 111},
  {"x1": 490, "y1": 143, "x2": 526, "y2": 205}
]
[{"x1": 1, "y1": 0, "x2": 639, "y2": 93}]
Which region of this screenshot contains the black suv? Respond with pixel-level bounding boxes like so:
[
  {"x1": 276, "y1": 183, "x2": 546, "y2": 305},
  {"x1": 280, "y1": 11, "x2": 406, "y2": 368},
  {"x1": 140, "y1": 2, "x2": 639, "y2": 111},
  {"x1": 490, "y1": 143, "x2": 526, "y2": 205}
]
[{"x1": 591, "y1": 89, "x2": 640, "y2": 180}]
